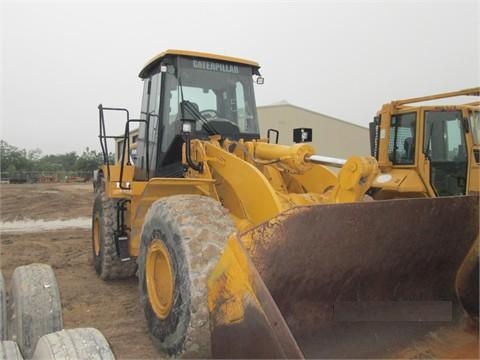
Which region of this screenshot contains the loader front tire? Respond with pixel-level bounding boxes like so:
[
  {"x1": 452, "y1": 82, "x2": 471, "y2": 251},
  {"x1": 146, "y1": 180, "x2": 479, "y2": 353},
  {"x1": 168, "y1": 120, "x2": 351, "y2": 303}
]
[
  {"x1": 92, "y1": 193, "x2": 137, "y2": 280},
  {"x1": 138, "y1": 195, "x2": 235, "y2": 358},
  {"x1": 8, "y1": 264, "x2": 63, "y2": 359}
]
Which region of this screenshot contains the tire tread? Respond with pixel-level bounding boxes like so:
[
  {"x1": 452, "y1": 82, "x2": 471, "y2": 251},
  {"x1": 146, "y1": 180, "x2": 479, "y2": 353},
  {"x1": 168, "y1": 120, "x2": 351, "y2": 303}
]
[
  {"x1": 32, "y1": 328, "x2": 114, "y2": 360},
  {"x1": 8, "y1": 264, "x2": 63, "y2": 359},
  {"x1": 0, "y1": 272, "x2": 6, "y2": 341}
]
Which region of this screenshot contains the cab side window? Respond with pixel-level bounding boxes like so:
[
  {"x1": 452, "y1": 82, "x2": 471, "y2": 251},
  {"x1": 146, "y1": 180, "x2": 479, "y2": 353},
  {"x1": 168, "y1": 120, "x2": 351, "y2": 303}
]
[
  {"x1": 134, "y1": 71, "x2": 161, "y2": 180},
  {"x1": 146, "y1": 72, "x2": 161, "y2": 174},
  {"x1": 388, "y1": 113, "x2": 416, "y2": 165}
]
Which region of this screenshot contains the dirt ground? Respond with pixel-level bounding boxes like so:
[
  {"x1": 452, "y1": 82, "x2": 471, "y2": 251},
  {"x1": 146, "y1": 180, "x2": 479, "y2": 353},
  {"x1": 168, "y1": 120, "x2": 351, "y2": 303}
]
[
  {"x1": 1, "y1": 183, "x2": 162, "y2": 359},
  {"x1": 1, "y1": 183, "x2": 478, "y2": 359}
]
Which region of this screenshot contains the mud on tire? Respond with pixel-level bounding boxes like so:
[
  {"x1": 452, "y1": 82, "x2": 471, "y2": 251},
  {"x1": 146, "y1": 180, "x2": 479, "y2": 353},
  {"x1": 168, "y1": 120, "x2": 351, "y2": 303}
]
[
  {"x1": 92, "y1": 193, "x2": 137, "y2": 280},
  {"x1": 8, "y1": 264, "x2": 63, "y2": 359},
  {"x1": 31, "y1": 328, "x2": 114, "y2": 360},
  {"x1": 138, "y1": 195, "x2": 235, "y2": 358}
]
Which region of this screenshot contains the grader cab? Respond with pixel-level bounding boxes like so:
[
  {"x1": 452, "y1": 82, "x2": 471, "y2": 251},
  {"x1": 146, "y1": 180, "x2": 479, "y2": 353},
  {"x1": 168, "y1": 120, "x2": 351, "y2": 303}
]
[
  {"x1": 369, "y1": 87, "x2": 480, "y2": 199},
  {"x1": 92, "y1": 50, "x2": 479, "y2": 358}
]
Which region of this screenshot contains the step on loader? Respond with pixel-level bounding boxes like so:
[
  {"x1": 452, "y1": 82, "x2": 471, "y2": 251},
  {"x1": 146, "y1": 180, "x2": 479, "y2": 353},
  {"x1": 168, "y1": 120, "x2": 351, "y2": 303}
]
[{"x1": 92, "y1": 49, "x2": 479, "y2": 358}]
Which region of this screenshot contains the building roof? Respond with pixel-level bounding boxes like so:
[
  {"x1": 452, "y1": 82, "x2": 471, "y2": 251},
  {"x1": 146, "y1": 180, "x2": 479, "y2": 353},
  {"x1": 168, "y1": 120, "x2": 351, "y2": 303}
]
[
  {"x1": 139, "y1": 49, "x2": 260, "y2": 78},
  {"x1": 257, "y1": 101, "x2": 368, "y2": 130}
]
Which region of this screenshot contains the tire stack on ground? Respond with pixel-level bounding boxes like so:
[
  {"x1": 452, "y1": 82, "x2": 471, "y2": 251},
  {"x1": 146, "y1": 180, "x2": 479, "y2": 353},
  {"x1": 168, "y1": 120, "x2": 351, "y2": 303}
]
[
  {"x1": 0, "y1": 264, "x2": 115, "y2": 359},
  {"x1": 0, "y1": 271, "x2": 22, "y2": 359}
]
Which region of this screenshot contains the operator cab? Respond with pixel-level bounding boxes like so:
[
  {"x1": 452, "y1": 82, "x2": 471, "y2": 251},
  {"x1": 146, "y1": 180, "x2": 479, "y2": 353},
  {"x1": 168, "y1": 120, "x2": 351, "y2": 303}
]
[
  {"x1": 135, "y1": 50, "x2": 262, "y2": 179},
  {"x1": 378, "y1": 107, "x2": 470, "y2": 196}
]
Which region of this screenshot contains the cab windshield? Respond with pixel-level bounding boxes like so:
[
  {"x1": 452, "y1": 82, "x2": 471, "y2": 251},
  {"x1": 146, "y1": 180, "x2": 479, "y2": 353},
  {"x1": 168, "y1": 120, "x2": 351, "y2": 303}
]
[{"x1": 161, "y1": 57, "x2": 259, "y2": 151}]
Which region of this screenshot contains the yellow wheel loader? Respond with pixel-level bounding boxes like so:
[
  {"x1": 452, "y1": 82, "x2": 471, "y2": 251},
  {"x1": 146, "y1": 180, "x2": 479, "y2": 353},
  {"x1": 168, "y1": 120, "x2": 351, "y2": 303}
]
[{"x1": 92, "y1": 50, "x2": 479, "y2": 358}]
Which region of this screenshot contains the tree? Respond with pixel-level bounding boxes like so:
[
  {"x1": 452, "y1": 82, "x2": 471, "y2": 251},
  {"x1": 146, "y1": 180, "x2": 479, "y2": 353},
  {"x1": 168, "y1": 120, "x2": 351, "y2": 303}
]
[
  {"x1": 75, "y1": 147, "x2": 103, "y2": 173},
  {"x1": 0, "y1": 140, "x2": 31, "y2": 173},
  {"x1": 0, "y1": 140, "x2": 109, "y2": 176}
]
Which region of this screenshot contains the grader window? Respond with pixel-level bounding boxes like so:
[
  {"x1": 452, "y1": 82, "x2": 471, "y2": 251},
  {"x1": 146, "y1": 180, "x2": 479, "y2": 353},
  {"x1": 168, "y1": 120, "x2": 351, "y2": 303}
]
[
  {"x1": 424, "y1": 111, "x2": 464, "y2": 161},
  {"x1": 388, "y1": 112, "x2": 416, "y2": 164},
  {"x1": 470, "y1": 111, "x2": 480, "y2": 145},
  {"x1": 424, "y1": 110, "x2": 467, "y2": 196}
]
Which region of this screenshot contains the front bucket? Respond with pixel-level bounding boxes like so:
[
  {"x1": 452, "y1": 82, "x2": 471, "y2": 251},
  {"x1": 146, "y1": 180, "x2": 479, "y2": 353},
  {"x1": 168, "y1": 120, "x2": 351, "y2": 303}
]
[{"x1": 209, "y1": 196, "x2": 479, "y2": 359}]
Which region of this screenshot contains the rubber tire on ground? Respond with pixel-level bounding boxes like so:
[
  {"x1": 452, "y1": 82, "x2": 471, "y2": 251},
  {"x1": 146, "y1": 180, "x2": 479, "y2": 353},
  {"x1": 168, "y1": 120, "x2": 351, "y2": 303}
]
[
  {"x1": 138, "y1": 195, "x2": 235, "y2": 358},
  {"x1": 31, "y1": 328, "x2": 114, "y2": 360},
  {"x1": 0, "y1": 341, "x2": 23, "y2": 360},
  {"x1": 0, "y1": 272, "x2": 6, "y2": 340},
  {"x1": 8, "y1": 264, "x2": 63, "y2": 359},
  {"x1": 92, "y1": 193, "x2": 137, "y2": 280}
]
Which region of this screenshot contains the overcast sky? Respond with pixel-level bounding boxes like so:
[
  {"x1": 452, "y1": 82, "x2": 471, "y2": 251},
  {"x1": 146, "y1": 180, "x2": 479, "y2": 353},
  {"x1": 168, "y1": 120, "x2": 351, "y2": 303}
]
[{"x1": 1, "y1": 0, "x2": 479, "y2": 154}]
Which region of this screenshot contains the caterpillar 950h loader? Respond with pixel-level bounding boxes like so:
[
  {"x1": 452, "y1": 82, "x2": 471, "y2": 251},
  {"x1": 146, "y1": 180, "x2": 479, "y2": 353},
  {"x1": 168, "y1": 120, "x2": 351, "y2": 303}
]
[{"x1": 92, "y1": 50, "x2": 479, "y2": 358}]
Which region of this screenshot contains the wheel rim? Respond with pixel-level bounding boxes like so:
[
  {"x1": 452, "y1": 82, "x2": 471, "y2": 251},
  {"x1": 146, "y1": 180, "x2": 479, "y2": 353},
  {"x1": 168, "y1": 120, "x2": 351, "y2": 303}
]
[
  {"x1": 146, "y1": 240, "x2": 174, "y2": 319},
  {"x1": 93, "y1": 215, "x2": 101, "y2": 256}
]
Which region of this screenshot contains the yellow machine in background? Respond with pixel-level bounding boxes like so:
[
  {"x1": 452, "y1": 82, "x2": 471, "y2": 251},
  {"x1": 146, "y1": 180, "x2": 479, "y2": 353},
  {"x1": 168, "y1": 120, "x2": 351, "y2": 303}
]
[
  {"x1": 92, "y1": 50, "x2": 479, "y2": 358},
  {"x1": 369, "y1": 87, "x2": 480, "y2": 199}
]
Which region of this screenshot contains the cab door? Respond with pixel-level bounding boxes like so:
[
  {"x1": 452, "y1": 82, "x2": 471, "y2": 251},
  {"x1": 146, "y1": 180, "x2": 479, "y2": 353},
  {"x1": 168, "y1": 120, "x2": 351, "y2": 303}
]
[
  {"x1": 134, "y1": 70, "x2": 161, "y2": 180},
  {"x1": 423, "y1": 110, "x2": 468, "y2": 196}
]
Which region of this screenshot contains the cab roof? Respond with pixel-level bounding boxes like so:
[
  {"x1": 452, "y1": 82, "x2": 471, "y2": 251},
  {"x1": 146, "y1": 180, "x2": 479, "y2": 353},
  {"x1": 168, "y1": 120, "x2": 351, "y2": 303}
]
[{"x1": 139, "y1": 49, "x2": 260, "y2": 78}]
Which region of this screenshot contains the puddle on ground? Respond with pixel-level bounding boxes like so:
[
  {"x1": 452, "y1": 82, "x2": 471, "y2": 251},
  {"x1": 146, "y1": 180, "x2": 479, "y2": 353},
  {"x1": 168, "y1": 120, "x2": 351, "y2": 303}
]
[{"x1": 0, "y1": 217, "x2": 91, "y2": 233}]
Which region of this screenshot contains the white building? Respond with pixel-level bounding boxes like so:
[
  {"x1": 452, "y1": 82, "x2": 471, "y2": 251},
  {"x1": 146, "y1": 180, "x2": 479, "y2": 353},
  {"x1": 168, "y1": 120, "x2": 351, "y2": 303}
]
[{"x1": 257, "y1": 101, "x2": 370, "y2": 159}]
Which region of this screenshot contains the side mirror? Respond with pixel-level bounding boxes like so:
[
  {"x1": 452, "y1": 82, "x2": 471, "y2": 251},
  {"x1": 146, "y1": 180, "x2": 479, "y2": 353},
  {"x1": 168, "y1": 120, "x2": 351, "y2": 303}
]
[
  {"x1": 267, "y1": 129, "x2": 279, "y2": 144},
  {"x1": 293, "y1": 128, "x2": 312, "y2": 143},
  {"x1": 180, "y1": 101, "x2": 199, "y2": 122},
  {"x1": 256, "y1": 76, "x2": 264, "y2": 85}
]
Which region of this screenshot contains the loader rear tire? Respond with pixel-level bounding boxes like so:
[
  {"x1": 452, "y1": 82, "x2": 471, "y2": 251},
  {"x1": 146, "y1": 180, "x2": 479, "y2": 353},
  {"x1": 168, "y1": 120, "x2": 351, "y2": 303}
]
[
  {"x1": 138, "y1": 195, "x2": 235, "y2": 358},
  {"x1": 92, "y1": 193, "x2": 137, "y2": 280},
  {"x1": 0, "y1": 272, "x2": 6, "y2": 340},
  {"x1": 0, "y1": 341, "x2": 23, "y2": 360},
  {"x1": 8, "y1": 264, "x2": 63, "y2": 359},
  {"x1": 31, "y1": 328, "x2": 114, "y2": 360}
]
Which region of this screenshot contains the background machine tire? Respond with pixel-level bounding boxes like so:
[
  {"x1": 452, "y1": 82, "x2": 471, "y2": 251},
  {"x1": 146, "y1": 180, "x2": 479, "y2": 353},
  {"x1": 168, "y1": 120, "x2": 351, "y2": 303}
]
[
  {"x1": 138, "y1": 195, "x2": 235, "y2": 358},
  {"x1": 0, "y1": 341, "x2": 23, "y2": 360},
  {"x1": 92, "y1": 193, "x2": 137, "y2": 280},
  {"x1": 8, "y1": 264, "x2": 63, "y2": 359},
  {"x1": 0, "y1": 272, "x2": 6, "y2": 341},
  {"x1": 31, "y1": 328, "x2": 115, "y2": 360}
]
